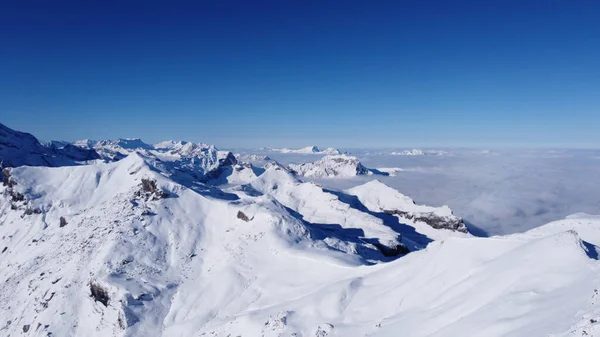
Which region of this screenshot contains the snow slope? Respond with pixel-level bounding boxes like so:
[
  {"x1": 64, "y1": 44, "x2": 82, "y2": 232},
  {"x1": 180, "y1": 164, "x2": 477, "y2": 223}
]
[
  {"x1": 1, "y1": 156, "x2": 598, "y2": 336},
  {"x1": 348, "y1": 180, "x2": 468, "y2": 236}
]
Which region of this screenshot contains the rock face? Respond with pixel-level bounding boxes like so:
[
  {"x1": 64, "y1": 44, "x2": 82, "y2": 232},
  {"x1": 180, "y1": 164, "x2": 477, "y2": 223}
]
[
  {"x1": 237, "y1": 210, "x2": 251, "y2": 222},
  {"x1": 288, "y1": 155, "x2": 368, "y2": 178}
]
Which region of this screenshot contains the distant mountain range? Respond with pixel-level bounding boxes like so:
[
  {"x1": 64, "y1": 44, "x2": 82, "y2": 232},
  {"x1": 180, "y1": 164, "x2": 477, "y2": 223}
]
[
  {"x1": 1, "y1": 122, "x2": 598, "y2": 337},
  {"x1": 261, "y1": 145, "x2": 348, "y2": 155}
]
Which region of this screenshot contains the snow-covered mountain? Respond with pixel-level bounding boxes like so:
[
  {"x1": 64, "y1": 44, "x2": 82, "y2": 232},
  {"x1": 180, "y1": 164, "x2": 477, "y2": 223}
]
[
  {"x1": 288, "y1": 154, "x2": 369, "y2": 178},
  {"x1": 0, "y1": 123, "x2": 100, "y2": 167},
  {"x1": 71, "y1": 137, "x2": 248, "y2": 184},
  {"x1": 74, "y1": 138, "x2": 153, "y2": 161},
  {"x1": 1, "y1": 124, "x2": 599, "y2": 337},
  {"x1": 268, "y1": 146, "x2": 347, "y2": 155},
  {"x1": 390, "y1": 149, "x2": 448, "y2": 156},
  {"x1": 391, "y1": 149, "x2": 425, "y2": 156}
]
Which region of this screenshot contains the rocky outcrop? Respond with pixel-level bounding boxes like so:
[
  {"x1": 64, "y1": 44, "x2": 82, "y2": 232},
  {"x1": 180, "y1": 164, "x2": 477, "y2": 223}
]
[
  {"x1": 89, "y1": 282, "x2": 110, "y2": 307},
  {"x1": 237, "y1": 211, "x2": 251, "y2": 222},
  {"x1": 138, "y1": 178, "x2": 168, "y2": 200}
]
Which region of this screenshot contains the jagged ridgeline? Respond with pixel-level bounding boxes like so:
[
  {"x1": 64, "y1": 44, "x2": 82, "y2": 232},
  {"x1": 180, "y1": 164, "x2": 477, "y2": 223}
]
[{"x1": 1, "y1": 122, "x2": 599, "y2": 337}]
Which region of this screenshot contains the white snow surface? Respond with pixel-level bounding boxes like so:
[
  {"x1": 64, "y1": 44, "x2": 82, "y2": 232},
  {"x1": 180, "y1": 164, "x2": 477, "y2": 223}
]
[
  {"x1": 1, "y1": 150, "x2": 599, "y2": 336},
  {"x1": 348, "y1": 180, "x2": 453, "y2": 217}
]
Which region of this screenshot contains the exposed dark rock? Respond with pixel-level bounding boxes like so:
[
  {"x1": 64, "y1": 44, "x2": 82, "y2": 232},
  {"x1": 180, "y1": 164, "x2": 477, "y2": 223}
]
[
  {"x1": 118, "y1": 312, "x2": 126, "y2": 330},
  {"x1": 1, "y1": 247, "x2": 7, "y2": 253},
  {"x1": 139, "y1": 178, "x2": 168, "y2": 199},
  {"x1": 12, "y1": 191, "x2": 24, "y2": 202},
  {"x1": 59, "y1": 217, "x2": 68, "y2": 228},
  {"x1": 237, "y1": 210, "x2": 251, "y2": 222},
  {"x1": 141, "y1": 178, "x2": 157, "y2": 193},
  {"x1": 374, "y1": 242, "x2": 410, "y2": 257},
  {"x1": 384, "y1": 209, "x2": 468, "y2": 233},
  {"x1": 2, "y1": 168, "x2": 13, "y2": 187},
  {"x1": 136, "y1": 293, "x2": 153, "y2": 301},
  {"x1": 23, "y1": 324, "x2": 30, "y2": 332},
  {"x1": 3, "y1": 169, "x2": 26, "y2": 204},
  {"x1": 24, "y1": 208, "x2": 42, "y2": 216},
  {"x1": 89, "y1": 282, "x2": 110, "y2": 307}
]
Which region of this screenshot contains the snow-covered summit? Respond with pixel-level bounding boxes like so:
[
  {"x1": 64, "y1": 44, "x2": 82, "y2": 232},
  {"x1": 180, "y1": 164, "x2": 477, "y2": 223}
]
[
  {"x1": 288, "y1": 154, "x2": 368, "y2": 178},
  {"x1": 153, "y1": 140, "x2": 212, "y2": 156}
]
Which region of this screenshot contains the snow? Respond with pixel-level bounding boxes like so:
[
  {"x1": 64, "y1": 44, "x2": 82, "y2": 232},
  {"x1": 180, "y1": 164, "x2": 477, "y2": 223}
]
[
  {"x1": 1, "y1": 123, "x2": 600, "y2": 337},
  {"x1": 0, "y1": 123, "x2": 100, "y2": 167},
  {"x1": 390, "y1": 149, "x2": 449, "y2": 156},
  {"x1": 2, "y1": 157, "x2": 598, "y2": 336},
  {"x1": 391, "y1": 149, "x2": 425, "y2": 156},
  {"x1": 288, "y1": 155, "x2": 369, "y2": 178},
  {"x1": 267, "y1": 146, "x2": 347, "y2": 155},
  {"x1": 256, "y1": 148, "x2": 600, "y2": 236}
]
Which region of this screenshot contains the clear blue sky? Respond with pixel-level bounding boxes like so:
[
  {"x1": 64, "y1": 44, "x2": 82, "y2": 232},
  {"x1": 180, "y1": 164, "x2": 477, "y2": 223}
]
[{"x1": 1, "y1": 1, "x2": 599, "y2": 148}]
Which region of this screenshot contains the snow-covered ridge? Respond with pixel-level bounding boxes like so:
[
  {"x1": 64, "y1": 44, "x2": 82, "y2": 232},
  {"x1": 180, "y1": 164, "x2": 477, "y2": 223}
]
[{"x1": 348, "y1": 180, "x2": 467, "y2": 234}]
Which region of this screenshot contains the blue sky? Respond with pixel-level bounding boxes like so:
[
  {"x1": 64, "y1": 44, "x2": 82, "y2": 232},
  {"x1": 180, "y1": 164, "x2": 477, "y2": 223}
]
[{"x1": 1, "y1": 1, "x2": 599, "y2": 148}]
